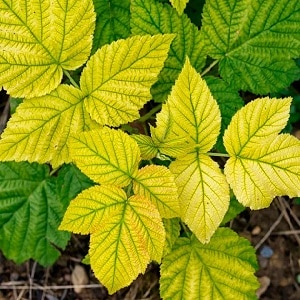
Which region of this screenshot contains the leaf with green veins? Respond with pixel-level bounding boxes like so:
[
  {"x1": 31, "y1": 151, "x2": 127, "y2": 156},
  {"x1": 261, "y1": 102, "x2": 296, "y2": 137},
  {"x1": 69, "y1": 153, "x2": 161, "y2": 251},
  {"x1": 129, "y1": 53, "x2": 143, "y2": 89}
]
[
  {"x1": 60, "y1": 185, "x2": 165, "y2": 294},
  {"x1": 131, "y1": 0, "x2": 206, "y2": 102},
  {"x1": 0, "y1": 0, "x2": 95, "y2": 98},
  {"x1": 224, "y1": 97, "x2": 300, "y2": 209},
  {"x1": 69, "y1": 127, "x2": 140, "y2": 187},
  {"x1": 131, "y1": 134, "x2": 158, "y2": 160},
  {"x1": 92, "y1": 0, "x2": 130, "y2": 53},
  {"x1": 80, "y1": 34, "x2": 174, "y2": 126},
  {"x1": 0, "y1": 161, "x2": 89, "y2": 266},
  {"x1": 133, "y1": 165, "x2": 180, "y2": 218},
  {"x1": 170, "y1": 152, "x2": 229, "y2": 243},
  {"x1": 163, "y1": 218, "x2": 181, "y2": 256},
  {"x1": 170, "y1": 0, "x2": 189, "y2": 15},
  {"x1": 200, "y1": 0, "x2": 300, "y2": 93},
  {"x1": 205, "y1": 76, "x2": 244, "y2": 152},
  {"x1": 0, "y1": 85, "x2": 99, "y2": 168},
  {"x1": 160, "y1": 229, "x2": 259, "y2": 300}
]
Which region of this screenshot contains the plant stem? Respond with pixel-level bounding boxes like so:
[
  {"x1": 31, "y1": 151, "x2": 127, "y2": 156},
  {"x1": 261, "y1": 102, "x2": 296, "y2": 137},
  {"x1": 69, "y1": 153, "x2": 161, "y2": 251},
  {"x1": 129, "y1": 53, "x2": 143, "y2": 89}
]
[
  {"x1": 206, "y1": 152, "x2": 230, "y2": 158},
  {"x1": 63, "y1": 70, "x2": 79, "y2": 88},
  {"x1": 139, "y1": 104, "x2": 162, "y2": 123},
  {"x1": 201, "y1": 60, "x2": 219, "y2": 77}
]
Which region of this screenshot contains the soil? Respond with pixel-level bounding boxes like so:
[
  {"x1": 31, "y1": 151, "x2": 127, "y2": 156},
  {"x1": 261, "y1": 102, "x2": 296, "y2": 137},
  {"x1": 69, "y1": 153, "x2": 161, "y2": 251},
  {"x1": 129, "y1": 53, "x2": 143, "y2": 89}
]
[{"x1": 1, "y1": 196, "x2": 300, "y2": 300}]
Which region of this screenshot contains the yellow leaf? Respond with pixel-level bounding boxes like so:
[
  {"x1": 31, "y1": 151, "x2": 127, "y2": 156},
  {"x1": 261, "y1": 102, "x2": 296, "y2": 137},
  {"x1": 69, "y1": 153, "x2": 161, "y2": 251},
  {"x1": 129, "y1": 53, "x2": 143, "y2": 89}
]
[
  {"x1": 131, "y1": 134, "x2": 158, "y2": 160},
  {"x1": 170, "y1": 0, "x2": 189, "y2": 15},
  {"x1": 80, "y1": 34, "x2": 175, "y2": 126},
  {"x1": 89, "y1": 193, "x2": 165, "y2": 294},
  {"x1": 0, "y1": 85, "x2": 98, "y2": 168},
  {"x1": 170, "y1": 152, "x2": 229, "y2": 243},
  {"x1": 69, "y1": 127, "x2": 140, "y2": 187},
  {"x1": 152, "y1": 58, "x2": 221, "y2": 156},
  {"x1": 0, "y1": 0, "x2": 95, "y2": 98},
  {"x1": 224, "y1": 97, "x2": 300, "y2": 209},
  {"x1": 133, "y1": 165, "x2": 180, "y2": 218}
]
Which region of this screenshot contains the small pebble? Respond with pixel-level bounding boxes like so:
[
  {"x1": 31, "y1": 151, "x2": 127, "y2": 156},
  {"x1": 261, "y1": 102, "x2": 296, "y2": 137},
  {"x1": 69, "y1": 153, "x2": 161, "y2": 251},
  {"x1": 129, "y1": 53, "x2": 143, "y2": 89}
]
[
  {"x1": 251, "y1": 225, "x2": 261, "y2": 236},
  {"x1": 260, "y1": 245, "x2": 274, "y2": 258},
  {"x1": 296, "y1": 273, "x2": 300, "y2": 284}
]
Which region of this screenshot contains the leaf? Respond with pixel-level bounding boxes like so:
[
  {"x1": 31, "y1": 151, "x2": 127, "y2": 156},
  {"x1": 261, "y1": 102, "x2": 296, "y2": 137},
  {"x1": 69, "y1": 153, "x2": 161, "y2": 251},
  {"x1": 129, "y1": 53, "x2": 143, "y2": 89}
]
[
  {"x1": 170, "y1": 0, "x2": 189, "y2": 15},
  {"x1": 133, "y1": 165, "x2": 180, "y2": 218},
  {"x1": 221, "y1": 195, "x2": 245, "y2": 226},
  {"x1": 80, "y1": 34, "x2": 174, "y2": 126},
  {"x1": 0, "y1": 0, "x2": 95, "y2": 98},
  {"x1": 131, "y1": 0, "x2": 206, "y2": 102},
  {"x1": 60, "y1": 185, "x2": 165, "y2": 294},
  {"x1": 92, "y1": 0, "x2": 130, "y2": 53},
  {"x1": 69, "y1": 127, "x2": 140, "y2": 187},
  {"x1": 163, "y1": 218, "x2": 181, "y2": 256},
  {"x1": 160, "y1": 229, "x2": 259, "y2": 300},
  {"x1": 224, "y1": 97, "x2": 300, "y2": 209},
  {"x1": 0, "y1": 85, "x2": 98, "y2": 168},
  {"x1": 0, "y1": 161, "x2": 88, "y2": 266},
  {"x1": 170, "y1": 153, "x2": 229, "y2": 243},
  {"x1": 131, "y1": 134, "x2": 158, "y2": 160},
  {"x1": 152, "y1": 58, "x2": 221, "y2": 155},
  {"x1": 200, "y1": 0, "x2": 300, "y2": 93}
]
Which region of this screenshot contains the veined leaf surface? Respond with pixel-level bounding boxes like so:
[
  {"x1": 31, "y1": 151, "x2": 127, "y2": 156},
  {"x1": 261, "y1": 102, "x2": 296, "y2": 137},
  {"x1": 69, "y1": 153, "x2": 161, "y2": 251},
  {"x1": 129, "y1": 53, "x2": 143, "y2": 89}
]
[
  {"x1": 201, "y1": 0, "x2": 300, "y2": 93},
  {"x1": 163, "y1": 218, "x2": 181, "y2": 256},
  {"x1": 0, "y1": 0, "x2": 95, "y2": 98},
  {"x1": 131, "y1": 0, "x2": 206, "y2": 102},
  {"x1": 170, "y1": 152, "x2": 229, "y2": 243},
  {"x1": 170, "y1": 0, "x2": 189, "y2": 15},
  {"x1": 0, "y1": 162, "x2": 91, "y2": 266},
  {"x1": 62, "y1": 185, "x2": 165, "y2": 294},
  {"x1": 160, "y1": 229, "x2": 259, "y2": 300},
  {"x1": 80, "y1": 34, "x2": 174, "y2": 126},
  {"x1": 224, "y1": 97, "x2": 300, "y2": 209},
  {"x1": 70, "y1": 128, "x2": 140, "y2": 187},
  {"x1": 0, "y1": 85, "x2": 98, "y2": 168},
  {"x1": 133, "y1": 165, "x2": 180, "y2": 218},
  {"x1": 131, "y1": 134, "x2": 158, "y2": 160},
  {"x1": 92, "y1": 0, "x2": 130, "y2": 53}
]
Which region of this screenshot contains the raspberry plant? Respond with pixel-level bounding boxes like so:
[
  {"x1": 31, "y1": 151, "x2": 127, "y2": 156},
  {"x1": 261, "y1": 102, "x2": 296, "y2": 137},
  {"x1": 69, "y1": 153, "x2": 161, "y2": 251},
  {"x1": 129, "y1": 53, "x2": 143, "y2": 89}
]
[{"x1": 0, "y1": 0, "x2": 299, "y2": 298}]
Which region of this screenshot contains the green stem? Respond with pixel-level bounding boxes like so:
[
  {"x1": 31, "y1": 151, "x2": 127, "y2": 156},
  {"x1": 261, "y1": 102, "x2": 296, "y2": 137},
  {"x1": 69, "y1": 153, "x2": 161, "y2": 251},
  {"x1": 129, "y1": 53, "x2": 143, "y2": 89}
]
[
  {"x1": 139, "y1": 104, "x2": 162, "y2": 123},
  {"x1": 63, "y1": 70, "x2": 79, "y2": 88},
  {"x1": 201, "y1": 60, "x2": 219, "y2": 77},
  {"x1": 50, "y1": 167, "x2": 60, "y2": 176},
  {"x1": 206, "y1": 152, "x2": 230, "y2": 158}
]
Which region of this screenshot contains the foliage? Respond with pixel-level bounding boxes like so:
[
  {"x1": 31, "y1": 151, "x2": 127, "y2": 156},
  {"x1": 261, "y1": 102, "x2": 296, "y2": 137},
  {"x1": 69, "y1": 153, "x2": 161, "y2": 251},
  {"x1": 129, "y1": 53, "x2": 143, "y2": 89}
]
[{"x1": 0, "y1": 0, "x2": 299, "y2": 298}]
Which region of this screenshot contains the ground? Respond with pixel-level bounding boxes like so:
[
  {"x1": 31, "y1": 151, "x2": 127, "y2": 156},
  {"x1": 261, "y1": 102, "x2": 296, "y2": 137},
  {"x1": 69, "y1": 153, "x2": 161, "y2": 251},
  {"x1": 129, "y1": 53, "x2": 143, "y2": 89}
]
[{"x1": 1, "y1": 196, "x2": 300, "y2": 300}]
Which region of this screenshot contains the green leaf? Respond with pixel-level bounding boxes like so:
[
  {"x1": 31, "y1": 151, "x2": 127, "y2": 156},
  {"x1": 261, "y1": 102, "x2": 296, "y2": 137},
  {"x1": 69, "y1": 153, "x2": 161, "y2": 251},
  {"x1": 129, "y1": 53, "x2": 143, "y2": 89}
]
[
  {"x1": 200, "y1": 0, "x2": 300, "y2": 93},
  {"x1": 133, "y1": 165, "x2": 180, "y2": 218},
  {"x1": 221, "y1": 195, "x2": 245, "y2": 226},
  {"x1": 0, "y1": 161, "x2": 81, "y2": 266},
  {"x1": 69, "y1": 127, "x2": 140, "y2": 187},
  {"x1": 131, "y1": 0, "x2": 206, "y2": 102},
  {"x1": 131, "y1": 134, "x2": 158, "y2": 160},
  {"x1": 80, "y1": 34, "x2": 174, "y2": 126},
  {"x1": 224, "y1": 97, "x2": 300, "y2": 209},
  {"x1": 0, "y1": 85, "x2": 98, "y2": 168},
  {"x1": 163, "y1": 218, "x2": 181, "y2": 256},
  {"x1": 60, "y1": 185, "x2": 165, "y2": 294},
  {"x1": 170, "y1": 0, "x2": 189, "y2": 15},
  {"x1": 0, "y1": 0, "x2": 95, "y2": 98},
  {"x1": 92, "y1": 0, "x2": 130, "y2": 53},
  {"x1": 160, "y1": 229, "x2": 259, "y2": 300}
]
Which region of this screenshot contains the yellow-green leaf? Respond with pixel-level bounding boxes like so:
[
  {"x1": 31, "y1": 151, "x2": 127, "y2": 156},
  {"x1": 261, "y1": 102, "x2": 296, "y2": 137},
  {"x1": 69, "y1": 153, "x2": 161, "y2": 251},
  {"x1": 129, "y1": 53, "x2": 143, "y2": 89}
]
[
  {"x1": 152, "y1": 58, "x2": 221, "y2": 156},
  {"x1": 0, "y1": 0, "x2": 95, "y2": 98},
  {"x1": 59, "y1": 185, "x2": 124, "y2": 235},
  {"x1": 224, "y1": 97, "x2": 300, "y2": 209},
  {"x1": 89, "y1": 193, "x2": 165, "y2": 294},
  {"x1": 133, "y1": 165, "x2": 180, "y2": 218},
  {"x1": 170, "y1": 0, "x2": 189, "y2": 15},
  {"x1": 80, "y1": 34, "x2": 174, "y2": 126},
  {"x1": 163, "y1": 218, "x2": 181, "y2": 256},
  {"x1": 69, "y1": 127, "x2": 140, "y2": 187},
  {"x1": 0, "y1": 85, "x2": 98, "y2": 168},
  {"x1": 170, "y1": 152, "x2": 229, "y2": 243},
  {"x1": 131, "y1": 134, "x2": 158, "y2": 160}
]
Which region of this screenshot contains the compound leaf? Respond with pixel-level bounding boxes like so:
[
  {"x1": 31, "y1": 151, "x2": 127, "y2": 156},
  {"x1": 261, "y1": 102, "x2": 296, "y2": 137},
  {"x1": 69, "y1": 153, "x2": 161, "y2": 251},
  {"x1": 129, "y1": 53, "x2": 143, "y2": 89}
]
[
  {"x1": 131, "y1": 0, "x2": 206, "y2": 102},
  {"x1": 0, "y1": 0, "x2": 95, "y2": 98},
  {"x1": 0, "y1": 161, "x2": 89, "y2": 266},
  {"x1": 201, "y1": 0, "x2": 300, "y2": 93},
  {"x1": 0, "y1": 85, "x2": 98, "y2": 168},
  {"x1": 170, "y1": 0, "x2": 189, "y2": 15},
  {"x1": 92, "y1": 0, "x2": 130, "y2": 53},
  {"x1": 133, "y1": 165, "x2": 180, "y2": 218},
  {"x1": 80, "y1": 34, "x2": 174, "y2": 126},
  {"x1": 170, "y1": 153, "x2": 229, "y2": 243},
  {"x1": 70, "y1": 127, "x2": 140, "y2": 187},
  {"x1": 224, "y1": 97, "x2": 300, "y2": 209},
  {"x1": 160, "y1": 229, "x2": 259, "y2": 300}
]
